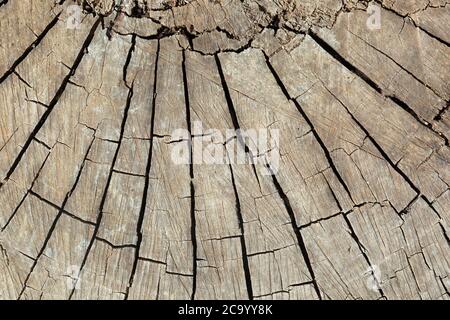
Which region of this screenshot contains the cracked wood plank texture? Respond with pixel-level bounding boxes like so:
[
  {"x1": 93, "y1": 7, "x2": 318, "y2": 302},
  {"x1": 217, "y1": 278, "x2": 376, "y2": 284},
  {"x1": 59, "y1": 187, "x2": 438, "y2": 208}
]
[{"x1": 0, "y1": 0, "x2": 449, "y2": 300}]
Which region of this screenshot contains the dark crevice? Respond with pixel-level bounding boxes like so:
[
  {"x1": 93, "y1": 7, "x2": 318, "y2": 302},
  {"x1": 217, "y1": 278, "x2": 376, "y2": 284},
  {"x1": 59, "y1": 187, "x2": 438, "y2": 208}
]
[
  {"x1": 122, "y1": 34, "x2": 137, "y2": 87},
  {"x1": 214, "y1": 53, "x2": 264, "y2": 190},
  {"x1": 188, "y1": 181, "x2": 197, "y2": 300},
  {"x1": 25, "y1": 99, "x2": 50, "y2": 110},
  {"x1": 228, "y1": 164, "x2": 254, "y2": 300},
  {"x1": 414, "y1": 23, "x2": 450, "y2": 48},
  {"x1": 264, "y1": 49, "x2": 391, "y2": 299},
  {"x1": 0, "y1": 13, "x2": 61, "y2": 84},
  {"x1": 438, "y1": 276, "x2": 450, "y2": 296},
  {"x1": 68, "y1": 59, "x2": 135, "y2": 300},
  {"x1": 439, "y1": 223, "x2": 450, "y2": 246},
  {"x1": 28, "y1": 190, "x2": 96, "y2": 226},
  {"x1": 215, "y1": 52, "x2": 322, "y2": 300},
  {"x1": 114, "y1": 23, "x2": 256, "y2": 56},
  {"x1": 155, "y1": 277, "x2": 161, "y2": 300},
  {"x1": 371, "y1": 0, "x2": 446, "y2": 34},
  {"x1": 253, "y1": 290, "x2": 288, "y2": 298},
  {"x1": 320, "y1": 79, "x2": 447, "y2": 238},
  {"x1": 325, "y1": 194, "x2": 389, "y2": 303},
  {"x1": 17, "y1": 135, "x2": 96, "y2": 299},
  {"x1": 204, "y1": 235, "x2": 242, "y2": 242},
  {"x1": 341, "y1": 214, "x2": 386, "y2": 298},
  {"x1": 165, "y1": 270, "x2": 194, "y2": 277},
  {"x1": 298, "y1": 212, "x2": 342, "y2": 230},
  {"x1": 345, "y1": 27, "x2": 446, "y2": 101},
  {"x1": 419, "y1": 195, "x2": 450, "y2": 246},
  {"x1": 254, "y1": 280, "x2": 316, "y2": 298},
  {"x1": 130, "y1": 0, "x2": 146, "y2": 18},
  {"x1": 397, "y1": 194, "x2": 420, "y2": 218},
  {"x1": 1, "y1": 151, "x2": 52, "y2": 231},
  {"x1": 182, "y1": 50, "x2": 198, "y2": 301},
  {"x1": 247, "y1": 244, "x2": 295, "y2": 257},
  {"x1": 1, "y1": 18, "x2": 102, "y2": 189},
  {"x1": 322, "y1": 172, "x2": 345, "y2": 212},
  {"x1": 112, "y1": 169, "x2": 146, "y2": 178},
  {"x1": 308, "y1": 31, "x2": 382, "y2": 92},
  {"x1": 434, "y1": 101, "x2": 450, "y2": 122},
  {"x1": 106, "y1": 5, "x2": 123, "y2": 40},
  {"x1": 14, "y1": 71, "x2": 33, "y2": 88},
  {"x1": 124, "y1": 39, "x2": 160, "y2": 300},
  {"x1": 403, "y1": 251, "x2": 423, "y2": 297},
  {"x1": 115, "y1": 24, "x2": 195, "y2": 43},
  {"x1": 263, "y1": 51, "x2": 355, "y2": 204},
  {"x1": 389, "y1": 96, "x2": 448, "y2": 146},
  {"x1": 95, "y1": 237, "x2": 137, "y2": 249},
  {"x1": 138, "y1": 256, "x2": 166, "y2": 265},
  {"x1": 268, "y1": 168, "x2": 322, "y2": 300},
  {"x1": 189, "y1": 39, "x2": 254, "y2": 57},
  {"x1": 309, "y1": 30, "x2": 449, "y2": 147},
  {"x1": 62, "y1": 210, "x2": 96, "y2": 226},
  {"x1": 322, "y1": 84, "x2": 423, "y2": 197}
]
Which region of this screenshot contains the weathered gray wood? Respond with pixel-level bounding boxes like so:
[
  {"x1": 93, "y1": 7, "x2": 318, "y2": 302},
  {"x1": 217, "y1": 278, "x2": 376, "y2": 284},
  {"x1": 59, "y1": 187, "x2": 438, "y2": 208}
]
[{"x1": 0, "y1": 0, "x2": 448, "y2": 300}]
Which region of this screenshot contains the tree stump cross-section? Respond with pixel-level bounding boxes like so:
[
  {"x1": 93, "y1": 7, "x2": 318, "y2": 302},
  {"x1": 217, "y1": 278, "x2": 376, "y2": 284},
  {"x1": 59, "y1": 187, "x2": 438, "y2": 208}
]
[{"x1": 0, "y1": 0, "x2": 449, "y2": 300}]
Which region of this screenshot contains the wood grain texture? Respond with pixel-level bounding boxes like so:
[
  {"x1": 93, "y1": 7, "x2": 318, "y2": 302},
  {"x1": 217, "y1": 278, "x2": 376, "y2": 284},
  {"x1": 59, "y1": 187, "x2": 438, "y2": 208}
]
[{"x1": 0, "y1": 0, "x2": 448, "y2": 300}]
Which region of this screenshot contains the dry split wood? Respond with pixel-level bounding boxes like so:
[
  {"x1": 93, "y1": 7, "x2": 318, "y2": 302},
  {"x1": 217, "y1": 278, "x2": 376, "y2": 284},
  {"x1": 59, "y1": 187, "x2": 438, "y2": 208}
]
[{"x1": 0, "y1": 0, "x2": 448, "y2": 300}]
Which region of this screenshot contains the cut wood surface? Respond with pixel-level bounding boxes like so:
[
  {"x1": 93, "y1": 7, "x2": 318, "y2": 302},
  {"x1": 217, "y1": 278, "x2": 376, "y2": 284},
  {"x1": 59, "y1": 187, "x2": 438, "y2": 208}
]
[{"x1": 0, "y1": 0, "x2": 449, "y2": 300}]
